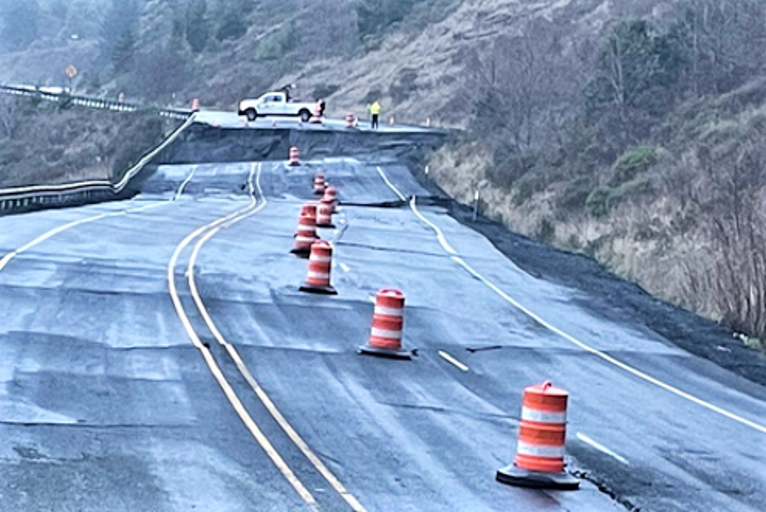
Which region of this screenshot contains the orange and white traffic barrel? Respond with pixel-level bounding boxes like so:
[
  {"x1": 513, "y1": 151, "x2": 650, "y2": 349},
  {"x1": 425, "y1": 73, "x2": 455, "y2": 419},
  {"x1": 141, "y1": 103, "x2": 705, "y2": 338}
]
[
  {"x1": 496, "y1": 381, "x2": 580, "y2": 490},
  {"x1": 191, "y1": 98, "x2": 200, "y2": 111},
  {"x1": 316, "y1": 200, "x2": 335, "y2": 228},
  {"x1": 322, "y1": 185, "x2": 338, "y2": 213},
  {"x1": 288, "y1": 146, "x2": 300, "y2": 166},
  {"x1": 299, "y1": 241, "x2": 337, "y2": 295},
  {"x1": 301, "y1": 202, "x2": 317, "y2": 219},
  {"x1": 290, "y1": 212, "x2": 319, "y2": 257},
  {"x1": 294, "y1": 202, "x2": 317, "y2": 237},
  {"x1": 358, "y1": 289, "x2": 412, "y2": 359},
  {"x1": 313, "y1": 173, "x2": 326, "y2": 195}
]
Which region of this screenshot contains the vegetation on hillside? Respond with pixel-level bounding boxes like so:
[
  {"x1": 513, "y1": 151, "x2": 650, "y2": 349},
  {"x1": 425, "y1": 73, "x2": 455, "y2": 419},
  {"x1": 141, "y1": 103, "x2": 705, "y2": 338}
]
[
  {"x1": 0, "y1": 95, "x2": 182, "y2": 188},
  {"x1": 0, "y1": 0, "x2": 763, "y2": 350},
  {"x1": 435, "y1": 0, "x2": 766, "y2": 347}
]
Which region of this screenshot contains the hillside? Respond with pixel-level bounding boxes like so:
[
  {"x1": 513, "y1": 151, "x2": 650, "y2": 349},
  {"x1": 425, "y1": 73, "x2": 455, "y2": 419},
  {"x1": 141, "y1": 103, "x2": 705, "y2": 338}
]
[
  {"x1": 0, "y1": 95, "x2": 183, "y2": 188},
  {"x1": 1, "y1": 0, "x2": 764, "y2": 351}
]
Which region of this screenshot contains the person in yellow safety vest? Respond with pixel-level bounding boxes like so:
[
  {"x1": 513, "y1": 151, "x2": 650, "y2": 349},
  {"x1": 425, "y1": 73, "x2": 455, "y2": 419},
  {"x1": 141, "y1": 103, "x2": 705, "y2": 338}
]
[{"x1": 369, "y1": 100, "x2": 381, "y2": 129}]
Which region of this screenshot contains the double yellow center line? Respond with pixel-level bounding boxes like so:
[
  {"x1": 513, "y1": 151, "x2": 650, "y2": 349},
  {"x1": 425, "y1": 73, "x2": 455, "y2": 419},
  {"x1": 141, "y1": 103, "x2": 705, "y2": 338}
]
[{"x1": 167, "y1": 162, "x2": 367, "y2": 511}]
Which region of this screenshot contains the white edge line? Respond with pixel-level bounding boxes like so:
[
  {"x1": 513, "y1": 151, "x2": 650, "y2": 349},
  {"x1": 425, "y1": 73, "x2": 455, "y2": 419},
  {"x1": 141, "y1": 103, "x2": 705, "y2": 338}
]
[
  {"x1": 175, "y1": 165, "x2": 198, "y2": 200},
  {"x1": 374, "y1": 166, "x2": 407, "y2": 202},
  {"x1": 374, "y1": 165, "x2": 766, "y2": 436},
  {"x1": 0, "y1": 113, "x2": 196, "y2": 197},
  {"x1": 576, "y1": 433, "x2": 629, "y2": 465},
  {"x1": 0, "y1": 165, "x2": 198, "y2": 272},
  {"x1": 438, "y1": 350, "x2": 469, "y2": 372}
]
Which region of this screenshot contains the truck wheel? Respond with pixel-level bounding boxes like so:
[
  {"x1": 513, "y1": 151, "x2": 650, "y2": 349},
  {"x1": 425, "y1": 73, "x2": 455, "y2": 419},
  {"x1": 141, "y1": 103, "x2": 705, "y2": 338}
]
[
  {"x1": 299, "y1": 110, "x2": 311, "y2": 123},
  {"x1": 245, "y1": 108, "x2": 257, "y2": 121}
]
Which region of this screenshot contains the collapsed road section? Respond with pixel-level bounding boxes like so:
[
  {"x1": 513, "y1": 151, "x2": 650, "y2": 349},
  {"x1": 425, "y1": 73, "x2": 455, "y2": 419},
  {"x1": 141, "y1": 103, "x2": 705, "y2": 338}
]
[{"x1": 0, "y1": 120, "x2": 764, "y2": 511}]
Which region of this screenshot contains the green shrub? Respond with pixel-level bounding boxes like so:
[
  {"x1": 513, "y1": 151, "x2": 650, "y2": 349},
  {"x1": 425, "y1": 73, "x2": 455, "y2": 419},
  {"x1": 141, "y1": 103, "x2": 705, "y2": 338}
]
[
  {"x1": 586, "y1": 186, "x2": 612, "y2": 217},
  {"x1": 255, "y1": 35, "x2": 281, "y2": 60},
  {"x1": 389, "y1": 68, "x2": 419, "y2": 103},
  {"x1": 609, "y1": 146, "x2": 657, "y2": 186},
  {"x1": 537, "y1": 218, "x2": 556, "y2": 243},
  {"x1": 586, "y1": 177, "x2": 652, "y2": 218},
  {"x1": 566, "y1": 234, "x2": 582, "y2": 250},
  {"x1": 610, "y1": 177, "x2": 652, "y2": 204},
  {"x1": 255, "y1": 28, "x2": 298, "y2": 61},
  {"x1": 557, "y1": 177, "x2": 594, "y2": 211}
]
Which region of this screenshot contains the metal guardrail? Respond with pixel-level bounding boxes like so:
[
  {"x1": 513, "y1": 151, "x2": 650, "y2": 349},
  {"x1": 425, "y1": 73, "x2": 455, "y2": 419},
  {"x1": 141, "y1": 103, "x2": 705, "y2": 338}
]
[
  {"x1": 0, "y1": 83, "x2": 192, "y2": 120},
  {"x1": 0, "y1": 96, "x2": 197, "y2": 214}
]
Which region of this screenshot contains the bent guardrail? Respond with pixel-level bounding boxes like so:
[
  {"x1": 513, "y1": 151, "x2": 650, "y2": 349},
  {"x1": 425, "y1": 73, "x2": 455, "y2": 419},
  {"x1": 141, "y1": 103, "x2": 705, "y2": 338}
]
[
  {"x1": 0, "y1": 83, "x2": 192, "y2": 120},
  {"x1": 0, "y1": 112, "x2": 197, "y2": 215}
]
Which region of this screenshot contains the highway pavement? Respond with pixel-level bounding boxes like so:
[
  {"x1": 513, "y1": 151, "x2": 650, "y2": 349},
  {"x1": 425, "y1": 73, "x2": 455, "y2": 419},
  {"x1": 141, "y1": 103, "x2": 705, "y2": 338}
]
[
  {"x1": 1, "y1": 152, "x2": 765, "y2": 511},
  {"x1": 193, "y1": 110, "x2": 437, "y2": 134}
]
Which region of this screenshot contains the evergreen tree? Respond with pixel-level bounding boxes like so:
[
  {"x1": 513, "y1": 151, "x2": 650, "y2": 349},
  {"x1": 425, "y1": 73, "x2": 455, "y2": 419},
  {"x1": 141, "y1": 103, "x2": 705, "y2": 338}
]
[
  {"x1": 99, "y1": 0, "x2": 140, "y2": 63},
  {"x1": 169, "y1": 17, "x2": 186, "y2": 54},
  {"x1": 112, "y1": 27, "x2": 136, "y2": 74},
  {"x1": 586, "y1": 20, "x2": 686, "y2": 118},
  {"x1": 186, "y1": 0, "x2": 209, "y2": 53},
  {"x1": 355, "y1": 0, "x2": 417, "y2": 38},
  {"x1": 216, "y1": 9, "x2": 247, "y2": 41}
]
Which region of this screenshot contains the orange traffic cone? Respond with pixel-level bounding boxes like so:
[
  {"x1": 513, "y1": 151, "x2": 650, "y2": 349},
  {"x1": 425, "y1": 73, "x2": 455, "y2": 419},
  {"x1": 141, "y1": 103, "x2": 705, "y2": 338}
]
[
  {"x1": 294, "y1": 202, "x2": 317, "y2": 237},
  {"x1": 346, "y1": 112, "x2": 356, "y2": 129},
  {"x1": 316, "y1": 200, "x2": 335, "y2": 228},
  {"x1": 299, "y1": 241, "x2": 337, "y2": 295},
  {"x1": 288, "y1": 146, "x2": 300, "y2": 166},
  {"x1": 358, "y1": 289, "x2": 412, "y2": 359},
  {"x1": 496, "y1": 381, "x2": 580, "y2": 490},
  {"x1": 291, "y1": 212, "x2": 319, "y2": 258},
  {"x1": 313, "y1": 173, "x2": 326, "y2": 195},
  {"x1": 322, "y1": 185, "x2": 338, "y2": 213}
]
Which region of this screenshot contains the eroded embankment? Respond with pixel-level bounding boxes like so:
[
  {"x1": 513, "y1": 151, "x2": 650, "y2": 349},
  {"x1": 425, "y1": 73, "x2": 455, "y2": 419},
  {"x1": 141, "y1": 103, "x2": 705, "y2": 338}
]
[{"x1": 153, "y1": 124, "x2": 448, "y2": 170}]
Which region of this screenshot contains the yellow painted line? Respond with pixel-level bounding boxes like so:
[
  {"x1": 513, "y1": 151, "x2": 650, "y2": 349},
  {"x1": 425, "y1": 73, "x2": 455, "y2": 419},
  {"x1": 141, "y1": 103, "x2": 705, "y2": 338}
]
[
  {"x1": 167, "y1": 163, "x2": 319, "y2": 508},
  {"x1": 185, "y1": 164, "x2": 368, "y2": 512},
  {"x1": 438, "y1": 350, "x2": 469, "y2": 372},
  {"x1": 375, "y1": 166, "x2": 766, "y2": 436}
]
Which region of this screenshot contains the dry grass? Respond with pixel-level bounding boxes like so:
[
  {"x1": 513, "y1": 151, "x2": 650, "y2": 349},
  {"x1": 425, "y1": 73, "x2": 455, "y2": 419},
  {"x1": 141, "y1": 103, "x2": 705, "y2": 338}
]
[
  {"x1": 429, "y1": 129, "x2": 766, "y2": 342},
  {"x1": 0, "y1": 96, "x2": 183, "y2": 188}
]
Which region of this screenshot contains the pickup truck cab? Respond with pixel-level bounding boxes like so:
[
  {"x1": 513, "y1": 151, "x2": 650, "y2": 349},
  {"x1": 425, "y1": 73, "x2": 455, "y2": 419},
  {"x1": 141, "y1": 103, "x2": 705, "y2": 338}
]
[{"x1": 238, "y1": 92, "x2": 314, "y2": 122}]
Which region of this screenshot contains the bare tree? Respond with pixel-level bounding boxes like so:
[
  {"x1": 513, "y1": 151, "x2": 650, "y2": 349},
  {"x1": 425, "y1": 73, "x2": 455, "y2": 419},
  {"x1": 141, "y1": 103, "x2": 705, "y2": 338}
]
[
  {"x1": 469, "y1": 17, "x2": 573, "y2": 153},
  {"x1": 0, "y1": 96, "x2": 22, "y2": 139},
  {"x1": 674, "y1": 0, "x2": 766, "y2": 96},
  {"x1": 678, "y1": 131, "x2": 766, "y2": 339}
]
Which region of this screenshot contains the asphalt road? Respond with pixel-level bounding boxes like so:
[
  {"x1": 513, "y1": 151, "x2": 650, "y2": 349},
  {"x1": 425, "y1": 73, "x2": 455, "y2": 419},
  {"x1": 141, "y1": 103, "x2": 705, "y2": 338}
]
[
  {"x1": 1, "y1": 152, "x2": 765, "y2": 511},
  {"x1": 193, "y1": 110, "x2": 437, "y2": 134}
]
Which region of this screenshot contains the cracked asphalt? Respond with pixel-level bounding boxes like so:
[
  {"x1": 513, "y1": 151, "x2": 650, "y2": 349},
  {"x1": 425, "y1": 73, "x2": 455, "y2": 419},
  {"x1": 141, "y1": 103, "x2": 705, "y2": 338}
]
[{"x1": 1, "y1": 128, "x2": 765, "y2": 511}]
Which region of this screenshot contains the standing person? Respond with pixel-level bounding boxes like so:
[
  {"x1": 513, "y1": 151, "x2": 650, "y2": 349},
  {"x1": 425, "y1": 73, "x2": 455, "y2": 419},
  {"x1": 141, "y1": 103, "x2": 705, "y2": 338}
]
[
  {"x1": 369, "y1": 99, "x2": 381, "y2": 129},
  {"x1": 279, "y1": 83, "x2": 295, "y2": 102}
]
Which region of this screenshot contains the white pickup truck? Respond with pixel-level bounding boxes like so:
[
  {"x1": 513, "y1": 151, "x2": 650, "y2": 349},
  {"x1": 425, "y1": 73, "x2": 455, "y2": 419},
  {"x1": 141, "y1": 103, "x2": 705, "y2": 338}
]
[{"x1": 237, "y1": 91, "x2": 315, "y2": 122}]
